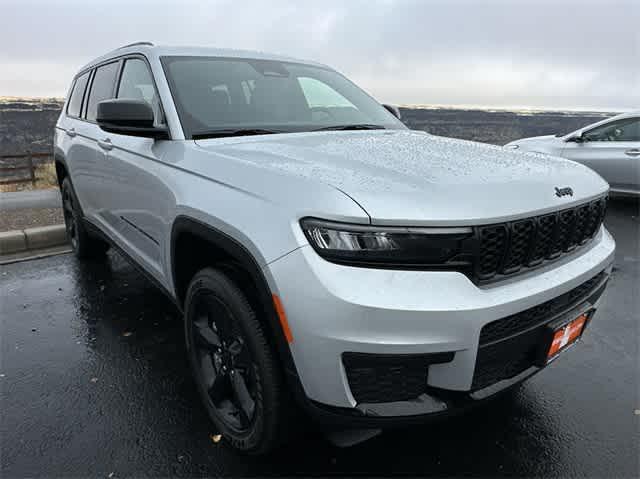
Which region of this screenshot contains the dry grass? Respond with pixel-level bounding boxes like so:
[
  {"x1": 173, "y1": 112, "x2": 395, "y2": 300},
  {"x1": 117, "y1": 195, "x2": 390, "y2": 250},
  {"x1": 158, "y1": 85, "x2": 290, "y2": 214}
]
[{"x1": 0, "y1": 162, "x2": 59, "y2": 193}]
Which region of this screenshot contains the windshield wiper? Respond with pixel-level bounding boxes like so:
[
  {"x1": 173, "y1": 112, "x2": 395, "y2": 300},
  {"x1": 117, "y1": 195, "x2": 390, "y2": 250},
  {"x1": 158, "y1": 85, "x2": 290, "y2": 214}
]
[
  {"x1": 192, "y1": 128, "x2": 282, "y2": 139},
  {"x1": 314, "y1": 124, "x2": 386, "y2": 131}
]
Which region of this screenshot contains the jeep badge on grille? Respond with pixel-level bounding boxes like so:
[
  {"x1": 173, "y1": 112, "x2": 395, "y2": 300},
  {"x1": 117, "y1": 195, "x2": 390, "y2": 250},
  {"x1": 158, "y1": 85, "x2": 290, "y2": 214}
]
[{"x1": 555, "y1": 187, "x2": 574, "y2": 197}]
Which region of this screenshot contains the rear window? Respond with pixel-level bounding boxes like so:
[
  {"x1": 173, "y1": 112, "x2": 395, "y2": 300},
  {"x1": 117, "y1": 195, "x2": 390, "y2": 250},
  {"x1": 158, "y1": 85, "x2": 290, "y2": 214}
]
[
  {"x1": 86, "y1": 62, "x2": 119, "y2": 121},
  {"x1": 67, "y1": 71, "x2": 90, "y2": 118}
]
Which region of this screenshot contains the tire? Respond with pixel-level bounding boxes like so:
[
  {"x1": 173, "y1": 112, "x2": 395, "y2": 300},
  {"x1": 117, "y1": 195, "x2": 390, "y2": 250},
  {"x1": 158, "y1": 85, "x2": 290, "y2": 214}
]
[
  {"x1": 60, "y1": 177, "x2": 109, "y2": 259},
  {"x1": 184, "y1": 268, "x2": 290, "y2": 454}
]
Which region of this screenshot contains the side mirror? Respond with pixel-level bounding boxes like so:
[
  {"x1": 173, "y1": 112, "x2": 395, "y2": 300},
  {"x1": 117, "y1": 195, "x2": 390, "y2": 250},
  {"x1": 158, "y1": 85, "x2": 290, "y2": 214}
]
[
  {"x1": 382, "y1": 104, "x2": 402, "y2": 120},
  {"x1": 566, "y1": 132, "x2": 585, "y2": 143},
  {"x1": 97, "y1": 99, "x2": 168, "y2": 139}
]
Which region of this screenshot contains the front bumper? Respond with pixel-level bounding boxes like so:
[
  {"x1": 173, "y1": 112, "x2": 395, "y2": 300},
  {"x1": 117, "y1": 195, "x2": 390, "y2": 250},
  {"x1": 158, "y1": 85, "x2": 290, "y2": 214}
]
[{"x1": 266, "y1": 226, "x2": 615, "y2": 421}]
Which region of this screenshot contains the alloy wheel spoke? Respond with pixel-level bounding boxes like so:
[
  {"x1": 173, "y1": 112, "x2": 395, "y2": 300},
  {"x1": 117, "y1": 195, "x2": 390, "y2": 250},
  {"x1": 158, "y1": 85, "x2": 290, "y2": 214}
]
[
  {"x1": 199, "y1": 354, "x2": 216, "y2": 386},
  {"x1": 230, "y1": 370, "x2": 255, "y2": 426},
  {"x1": 208, "y1": 372, "x2": 229, "y2": 404},
  {"x1": 194, "y1": 323, "x2": 222, "y2": 350}
]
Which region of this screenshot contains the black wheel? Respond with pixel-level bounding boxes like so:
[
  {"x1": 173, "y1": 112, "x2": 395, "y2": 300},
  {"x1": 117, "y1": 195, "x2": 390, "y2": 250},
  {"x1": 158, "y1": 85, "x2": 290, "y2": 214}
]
[
  {"x1": 184, "y1": 268, "x2": 289, "y2": 454},
  {"x1": 61, "y1": 177, "x2": 109, "y2": 259}
]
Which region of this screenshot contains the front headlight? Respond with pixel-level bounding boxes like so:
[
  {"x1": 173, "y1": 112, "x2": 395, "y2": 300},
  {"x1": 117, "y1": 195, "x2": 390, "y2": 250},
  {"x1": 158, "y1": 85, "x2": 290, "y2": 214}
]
[{"x1": 300, "y1": 218, "x2": 474, "y2": 270}]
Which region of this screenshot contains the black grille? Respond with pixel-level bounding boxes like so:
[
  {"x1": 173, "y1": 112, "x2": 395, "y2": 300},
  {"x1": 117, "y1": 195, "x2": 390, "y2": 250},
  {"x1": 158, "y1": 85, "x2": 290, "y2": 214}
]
[
  {"x1": 504, "y1": 220, "x2": 534, "y2": 272},
  {"x1": 343, "y1": 352, "x2": 454, "y2": 404},
  {"x1": 472, "y1": 271, "x2": 608, "y2": 390},
  {"x1": 477, "y1": 225, "x2": 507, "y2": 275},
  {"x1": 475, "y1": 197, "x2": 607, "y2": 281},
  {"x1": 529, "y1": 214, "x2": 556, "y2": 264}
]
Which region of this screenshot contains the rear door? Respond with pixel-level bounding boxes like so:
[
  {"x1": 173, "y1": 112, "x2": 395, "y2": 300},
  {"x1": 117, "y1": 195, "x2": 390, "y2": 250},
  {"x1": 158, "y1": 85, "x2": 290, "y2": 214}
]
[
  {"x1": 562, "y1": 117, "x2": 640, "y2": 194},
  {"x1": 74, "y1": 60, "x2": 121, "y2": 224},
  {"x1": 97, "y1": 56, "x2": 171, "y2": 278},
  {"x1": 59, "y1": 70, "x2": 95, "y2": 212}
]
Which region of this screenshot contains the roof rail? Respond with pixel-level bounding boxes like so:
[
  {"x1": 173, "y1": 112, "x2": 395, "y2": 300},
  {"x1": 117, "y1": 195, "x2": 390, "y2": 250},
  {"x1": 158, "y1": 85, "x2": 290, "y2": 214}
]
[{"x1": 116, "y1": 41, "x2": 154, "y2": 50}]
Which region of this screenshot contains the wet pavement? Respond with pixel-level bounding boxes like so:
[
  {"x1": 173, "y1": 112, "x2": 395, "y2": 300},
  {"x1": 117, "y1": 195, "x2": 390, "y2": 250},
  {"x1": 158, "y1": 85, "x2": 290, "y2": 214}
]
[
  {"x1": 0, "y1": 189, "x2": 61, "y2": 211},
  {"x1": 1, "y1": 200, "x2": 638, "y2": 478}
]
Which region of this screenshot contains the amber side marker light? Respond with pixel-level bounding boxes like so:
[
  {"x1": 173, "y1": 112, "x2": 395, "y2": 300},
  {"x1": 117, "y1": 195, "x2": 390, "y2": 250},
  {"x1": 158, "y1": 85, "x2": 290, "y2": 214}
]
[{"x1": 273, "y1": 294, "x2": 294, "y2": 343}]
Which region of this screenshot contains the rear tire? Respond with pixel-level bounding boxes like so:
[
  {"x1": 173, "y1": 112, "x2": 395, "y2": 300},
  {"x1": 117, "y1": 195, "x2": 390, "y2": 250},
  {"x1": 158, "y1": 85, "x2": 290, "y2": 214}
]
[
  {"x1": 184, "y1": 267, "x2": 290, "y2": 454},
  {"x1": 61, "y1": 177, "x2": 109, "y2": 259}
]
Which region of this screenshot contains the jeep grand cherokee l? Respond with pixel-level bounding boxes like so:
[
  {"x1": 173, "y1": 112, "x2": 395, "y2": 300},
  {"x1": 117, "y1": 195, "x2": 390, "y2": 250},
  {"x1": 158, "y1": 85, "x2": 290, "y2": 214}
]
[{"x1": 54, "y1": 42, "x2": 615, "y2": 454}]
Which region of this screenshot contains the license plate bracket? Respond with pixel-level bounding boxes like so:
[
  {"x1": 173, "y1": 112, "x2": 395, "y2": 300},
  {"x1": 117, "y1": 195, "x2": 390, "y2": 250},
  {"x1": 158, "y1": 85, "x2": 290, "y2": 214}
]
[{"x1": 537, "y1": 309, "x2": 594, "y2": 365}]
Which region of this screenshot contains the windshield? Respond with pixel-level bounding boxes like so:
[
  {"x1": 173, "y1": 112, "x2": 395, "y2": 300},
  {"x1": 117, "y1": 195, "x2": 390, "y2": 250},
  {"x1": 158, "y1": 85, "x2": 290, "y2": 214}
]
[{"x1": 161, "y1": 56, "x2": 406, "y2": 138}]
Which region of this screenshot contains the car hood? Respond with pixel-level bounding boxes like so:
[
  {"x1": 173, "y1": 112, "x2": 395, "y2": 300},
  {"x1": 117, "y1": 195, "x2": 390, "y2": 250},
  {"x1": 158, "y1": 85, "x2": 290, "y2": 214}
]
[
  {"x1": 195, "y1": 130, "x2": 609, "y2": 226},
  {"x1": 511, "y1": 134, "x2": 557, "y2": 142},
  {"x1": 507, "y1": 134, "x2": 561, "y2": 146}
]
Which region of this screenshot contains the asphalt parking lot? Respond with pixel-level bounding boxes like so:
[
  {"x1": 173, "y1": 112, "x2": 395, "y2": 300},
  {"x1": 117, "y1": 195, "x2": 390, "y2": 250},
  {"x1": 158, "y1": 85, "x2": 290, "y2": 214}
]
[{"x1": 1, "y1": 199, "x2": 638, "y2": 478}]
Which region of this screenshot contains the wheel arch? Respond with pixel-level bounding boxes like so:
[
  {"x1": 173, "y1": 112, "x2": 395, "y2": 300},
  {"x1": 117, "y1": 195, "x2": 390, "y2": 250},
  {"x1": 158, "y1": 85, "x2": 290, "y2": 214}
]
[
  {"x1": 170, "y1": 215, "x2": 303, "y2": 387},
  {"x1": 54, "y1": 152, "x2": 68, "y2": 189},
  {"x1": 170, "y1": 216, "x2": 271, "y2": 307}
]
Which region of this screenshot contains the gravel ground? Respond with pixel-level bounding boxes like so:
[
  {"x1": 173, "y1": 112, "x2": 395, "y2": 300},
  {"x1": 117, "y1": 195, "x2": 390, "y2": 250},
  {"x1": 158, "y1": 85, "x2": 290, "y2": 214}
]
[{"x1": 0, "y1": 207, "x2": 64, "y2": 232}]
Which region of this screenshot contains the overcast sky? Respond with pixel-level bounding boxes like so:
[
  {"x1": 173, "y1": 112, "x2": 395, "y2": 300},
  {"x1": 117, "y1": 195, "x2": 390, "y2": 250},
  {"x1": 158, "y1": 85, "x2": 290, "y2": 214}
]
[{"x1": 2, "y1": 0, "x2": 638, "y2": 111}]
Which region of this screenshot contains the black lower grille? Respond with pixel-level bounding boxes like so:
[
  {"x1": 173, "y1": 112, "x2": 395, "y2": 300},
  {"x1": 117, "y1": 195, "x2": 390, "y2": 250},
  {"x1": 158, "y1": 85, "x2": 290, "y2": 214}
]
[
  {"x1": 343, "y1": 352, "x2": 454, "y2": 404},
  {"x1": 472, "y1": 271, "x2": 608, "y2": 390},
  {"x1": 475, "y1": 197, "x2": 607, "y2": 281},
  {"x1": 479, "y1": 271, "x2": 607, "y2": 346}
]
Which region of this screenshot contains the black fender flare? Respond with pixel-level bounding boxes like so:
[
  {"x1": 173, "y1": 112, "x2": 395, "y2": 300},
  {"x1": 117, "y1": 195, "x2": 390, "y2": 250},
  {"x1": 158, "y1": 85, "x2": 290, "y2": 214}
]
[
  {"x1": 53, "y1": 151, "x2": 69, "y2": 186},
  {"x1": 170, "y1": 215, "x2": 304, "y2": 390}
]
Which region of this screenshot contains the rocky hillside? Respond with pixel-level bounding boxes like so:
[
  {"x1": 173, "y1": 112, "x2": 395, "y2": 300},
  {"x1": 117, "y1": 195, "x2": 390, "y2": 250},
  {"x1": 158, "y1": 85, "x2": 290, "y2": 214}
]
[
  {"x1": 0, "y1": 97, "x2": 64, "y2": 162},
  {"x1": 0, "y1": 97, "x2": 615, "y2": 164},
  {"x1": 399, "y1": 107, "x2": 613, "y2": 145}
]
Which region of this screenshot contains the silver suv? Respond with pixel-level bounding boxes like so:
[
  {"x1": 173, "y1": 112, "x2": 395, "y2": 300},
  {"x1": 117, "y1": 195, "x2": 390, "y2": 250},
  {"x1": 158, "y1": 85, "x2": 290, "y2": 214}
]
[{"x1": 54, "y1": 42, "x2": 615, "y2": 454}]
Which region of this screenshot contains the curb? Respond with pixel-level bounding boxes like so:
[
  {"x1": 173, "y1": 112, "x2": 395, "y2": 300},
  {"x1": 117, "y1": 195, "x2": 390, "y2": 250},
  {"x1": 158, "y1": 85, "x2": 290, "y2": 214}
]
[{"x1": 0, "y1": 224, "x2": 69, "y2": 256}]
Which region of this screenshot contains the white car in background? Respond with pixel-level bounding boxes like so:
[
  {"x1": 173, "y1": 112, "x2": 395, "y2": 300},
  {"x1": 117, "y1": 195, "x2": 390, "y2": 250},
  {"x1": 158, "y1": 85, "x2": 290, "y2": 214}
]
[{"x1": 506, "y1": 111, "x2": 640, "y2": 197}]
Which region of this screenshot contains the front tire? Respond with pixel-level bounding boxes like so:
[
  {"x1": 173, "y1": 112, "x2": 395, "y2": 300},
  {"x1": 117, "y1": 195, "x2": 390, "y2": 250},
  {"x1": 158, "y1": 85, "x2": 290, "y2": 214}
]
[
  {"x1": 184, "y1": 268, "x2": 289, "y2": 454},
  {"x1": 61, "y1": 177, "x2": 109, "y2": 259}
]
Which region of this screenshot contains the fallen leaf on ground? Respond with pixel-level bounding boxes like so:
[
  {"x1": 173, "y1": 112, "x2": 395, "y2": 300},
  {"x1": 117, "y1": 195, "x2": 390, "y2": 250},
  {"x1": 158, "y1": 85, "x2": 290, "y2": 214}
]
[
  {"x1": 210, "y1": 434, "x2": 222, "y2": 443},
  {"x1": 123, "y1": 331, "x2": 133, "y2": 337},
  {"x1": 90, "y1": 377, "x2": 98, "y2": 383}
]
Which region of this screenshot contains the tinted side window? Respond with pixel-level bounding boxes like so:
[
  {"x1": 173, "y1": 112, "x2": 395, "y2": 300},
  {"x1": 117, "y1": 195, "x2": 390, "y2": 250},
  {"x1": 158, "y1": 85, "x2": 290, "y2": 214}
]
[
  {"x1": 67, "y1": 71, "x2": 90, "y2": 118},
  {"x1": 585, "y1": 118, "x2": 640, "y2": 142},
  {"x1": 117, "y1": 58, "x2": 164, "y2": 124},
  {"x1": 86, "y1": 62, "x2": 119, "y2": 121}
]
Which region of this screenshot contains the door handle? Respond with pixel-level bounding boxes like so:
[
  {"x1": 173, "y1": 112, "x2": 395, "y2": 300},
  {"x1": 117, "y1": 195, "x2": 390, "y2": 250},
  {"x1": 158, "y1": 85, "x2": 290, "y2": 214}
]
[
  {"x1": 66, "y1": 128, "x2": 76, "y2": 138},
  {"x1": 625, "y1": 149, "x2": 640, "y2": 157},
  {"x1": 97, "y1": 138, "x2": 113, "y2": 151}
]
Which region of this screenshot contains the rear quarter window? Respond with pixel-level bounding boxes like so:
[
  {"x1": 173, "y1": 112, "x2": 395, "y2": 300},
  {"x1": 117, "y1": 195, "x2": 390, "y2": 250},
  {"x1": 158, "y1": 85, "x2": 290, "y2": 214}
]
[{"x1": 66, "y1": 71, "x2": 90, "y2": 118}]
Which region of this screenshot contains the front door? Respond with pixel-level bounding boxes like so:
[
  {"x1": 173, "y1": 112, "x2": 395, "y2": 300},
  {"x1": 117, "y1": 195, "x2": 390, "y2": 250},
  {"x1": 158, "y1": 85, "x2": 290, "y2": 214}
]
[
  {"x1": 98, "y1": 57, "x2": 171, "y2": 279},
  {"x1": 563, "y1": 117, "x2": 640, "y2": 194}
]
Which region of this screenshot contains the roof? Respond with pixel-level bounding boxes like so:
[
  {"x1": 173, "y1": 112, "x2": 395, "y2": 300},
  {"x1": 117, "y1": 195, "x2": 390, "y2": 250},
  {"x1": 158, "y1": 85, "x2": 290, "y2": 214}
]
[
  {"x1": 77, "y1": 42, "x2": 330, "y2": 74},
  {"x1": 609, "y1": 110, "x2": 640, "y2": 119}
]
